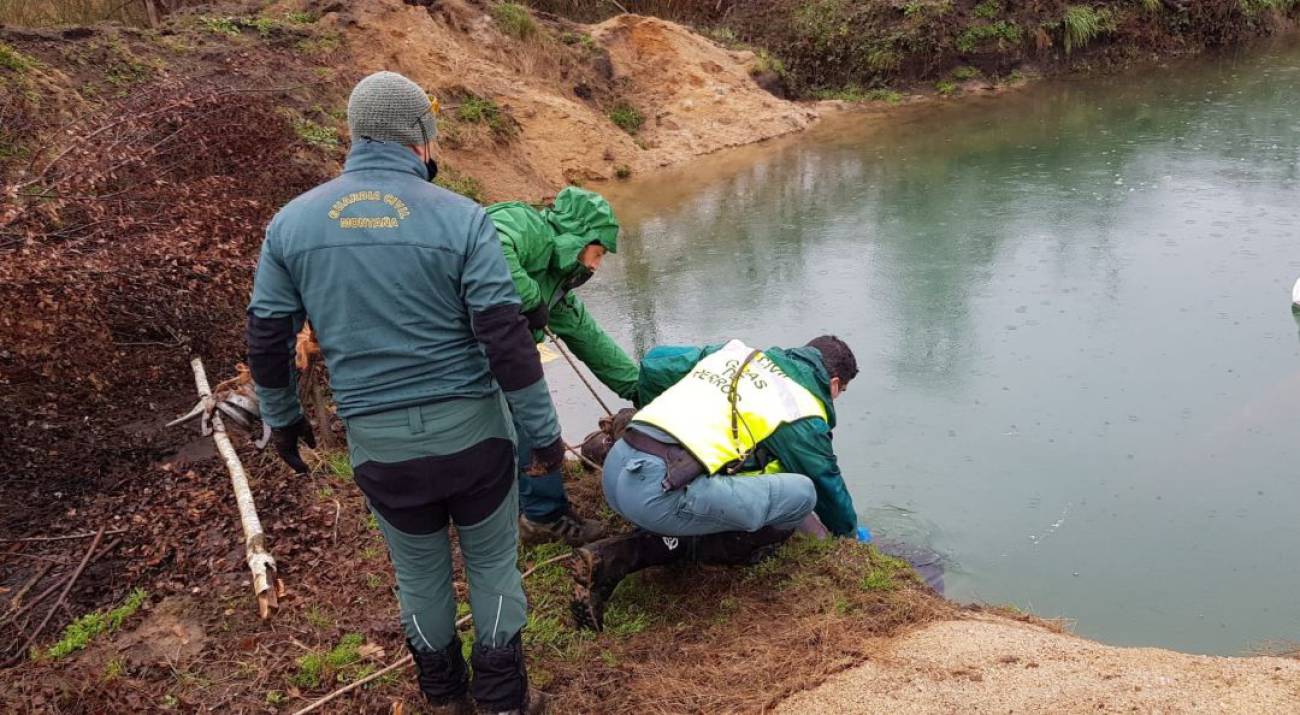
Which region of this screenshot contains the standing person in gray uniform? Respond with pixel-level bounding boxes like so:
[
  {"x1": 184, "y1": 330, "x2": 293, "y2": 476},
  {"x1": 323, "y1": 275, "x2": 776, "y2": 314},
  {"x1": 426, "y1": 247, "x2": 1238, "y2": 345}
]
[{"x1": 247, "y1": 71, "x2": 557, "y2": 714}]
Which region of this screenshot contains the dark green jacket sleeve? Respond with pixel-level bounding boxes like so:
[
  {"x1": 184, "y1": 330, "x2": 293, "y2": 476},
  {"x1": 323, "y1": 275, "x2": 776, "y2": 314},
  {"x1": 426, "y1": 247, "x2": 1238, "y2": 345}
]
[
  {"x1": 549, "y1": 293, "x2": 639, "y2": 401},
  {"x1": 634, "y1": 343, "x2": 723, "y2": 407},
  {"x1": 765, "y1": 419, "x2": 858, "y2": 537}
]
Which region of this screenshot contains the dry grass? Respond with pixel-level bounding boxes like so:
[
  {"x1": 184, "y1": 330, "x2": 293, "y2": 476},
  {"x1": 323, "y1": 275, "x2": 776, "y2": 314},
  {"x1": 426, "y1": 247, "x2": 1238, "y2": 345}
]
[
  {"x1": 0, "y1": 0, "x2": 148, "y2": 26},
  {"x1": 527, "y1": 463, "x2": 955, "y2": 712}
]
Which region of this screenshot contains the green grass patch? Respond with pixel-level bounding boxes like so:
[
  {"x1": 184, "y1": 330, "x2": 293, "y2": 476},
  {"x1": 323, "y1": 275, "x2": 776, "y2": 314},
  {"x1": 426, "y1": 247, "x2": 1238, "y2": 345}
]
[
  {"x1": 292, "y1": 633, "x2": 366, "y2": 688},
  {"x1": 951, "y1": 65, "x2": 981, "y2": 81},
  {"x1": 955, "y1": 20, "x2": 1022, "y2": 53},
  {"x1": 1060, "y1": 6, "x2": 1113, "y2": 54},
  {"x1": 200, "y1": 16, "x2": 241, "y2": 37},
  {"x1": 935, "y1": 79, "x2": 958, "y2": 96},
  {"x1": 435, "y1": 170, "x2": 486, "y2": 203},
  {"x1": 559, "y1": 31, "x2": 598, "y2": 51},
  {"x1": 286, "y1": 10, "x2": 318, "y2": 24},
  {"x1": 102, "y1": 657, "x2": 125, "y2": 681},
  {"x1": 44, "y1": 588, "x2": 148, "y2": 660},
  {"x1": 973, "y1": 0, "x2": 1001, "y2": 19},
  {"x1": 296, "y1": 33, "x2": 342, "y2": 56},
  {"x1": 324, "y1": 451, "x2": 353, "y2": 480},
  {"x1": 903, "y1": 0, "x2": 953, "y2": 18},
  {"x1": 861, "y1": 548, "x2": 913, "y2": 591},
  {"x1": 0, "y1": 42, "x2": 31, "y2": 72},
  {"x1": 1240, "y1": 0, "x2": 1300, "y2": 15},
  {"x1": 455, "y1": 95, "x2": 515, "y2": 138},
  {"x1": 607, "y1": 103, "x2": 644, "y2": 134},
  {"x1": 305, "y1": 606, "x2": 334, "y2": 630},
  {"x1": 866, "y1": 47, "x2": 900, "y2": 72},
  {"x1": 293, "y1": 117, "x2": 340, "y2": 149},
  {"x1": 751, "y1": 49, "x2": 786, "y2": 77},
  {"x1": 492, "y1": 3, "x2": 536, "y2": 40},
  {"x1": 811, "y1": 85, "x2": 903, "y2": 103}
]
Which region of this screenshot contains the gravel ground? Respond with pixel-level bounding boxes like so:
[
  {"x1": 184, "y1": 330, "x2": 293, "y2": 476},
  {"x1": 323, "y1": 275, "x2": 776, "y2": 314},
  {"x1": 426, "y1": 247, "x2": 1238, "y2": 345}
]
[{"x1": 777, "y1": 615, "x2": 1300, "y2": 714}]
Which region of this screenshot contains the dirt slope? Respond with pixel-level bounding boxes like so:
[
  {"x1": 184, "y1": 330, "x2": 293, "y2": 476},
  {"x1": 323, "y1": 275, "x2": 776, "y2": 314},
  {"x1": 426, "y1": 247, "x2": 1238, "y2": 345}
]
[
  {"x1": 327, "y1": 0, "x2": 814, "y2": 200},
  {"x1": 778, "y1": 615, "x2": 1300, "y2": 714}
]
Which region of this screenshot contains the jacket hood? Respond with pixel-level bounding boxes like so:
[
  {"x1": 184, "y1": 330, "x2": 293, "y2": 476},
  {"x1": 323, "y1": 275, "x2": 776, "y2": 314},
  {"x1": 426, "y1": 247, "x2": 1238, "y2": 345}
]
[
  {"x1": 542, "y1": 187, "x2": 620, "y2": 272},
  {"x1": 766, "y1": 345, "x2": 837, "y2": 429}
]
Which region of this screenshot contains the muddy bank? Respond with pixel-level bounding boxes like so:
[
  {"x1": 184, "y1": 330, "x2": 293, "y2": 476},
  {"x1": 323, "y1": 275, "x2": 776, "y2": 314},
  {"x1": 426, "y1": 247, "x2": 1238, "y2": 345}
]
[{"x1": 314, "y1": 0, "x2": 816, "y2": 201}]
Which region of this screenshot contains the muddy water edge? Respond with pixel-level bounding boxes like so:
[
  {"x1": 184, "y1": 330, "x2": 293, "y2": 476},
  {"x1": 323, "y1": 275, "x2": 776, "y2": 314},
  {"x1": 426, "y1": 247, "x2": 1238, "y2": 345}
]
[{"x1": 546, "y1": 38, "x2": 1300, "y2": 655}]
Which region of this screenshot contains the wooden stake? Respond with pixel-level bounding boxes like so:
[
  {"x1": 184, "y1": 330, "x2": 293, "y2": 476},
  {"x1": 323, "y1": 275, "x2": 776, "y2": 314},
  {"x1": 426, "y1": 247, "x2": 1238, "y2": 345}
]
[{"x1": 188, "y1": 357, "x2": 279, "y2": 619}]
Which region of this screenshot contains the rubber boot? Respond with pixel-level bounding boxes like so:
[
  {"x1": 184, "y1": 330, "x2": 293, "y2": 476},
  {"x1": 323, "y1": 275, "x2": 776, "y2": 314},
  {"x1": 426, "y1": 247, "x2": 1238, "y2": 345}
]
[
  {"x1": 470, "y1": 631, "x2": 539, "y2": 714},
  {"x1": 569, "y1": 530, "x2": 684, "y2": 631},
  {"x1": 406, "y1": 636, "x2": 473, "y2": 714},
  {"x1": 686, "y1": 526, "x2": 795, "y2": 566}
]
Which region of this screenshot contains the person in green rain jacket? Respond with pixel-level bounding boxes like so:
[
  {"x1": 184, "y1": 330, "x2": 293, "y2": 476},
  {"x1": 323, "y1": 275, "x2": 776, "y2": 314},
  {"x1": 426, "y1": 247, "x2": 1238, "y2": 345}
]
[{"x1": 486, "y1": 187, "x2": 639, "y2": 545}]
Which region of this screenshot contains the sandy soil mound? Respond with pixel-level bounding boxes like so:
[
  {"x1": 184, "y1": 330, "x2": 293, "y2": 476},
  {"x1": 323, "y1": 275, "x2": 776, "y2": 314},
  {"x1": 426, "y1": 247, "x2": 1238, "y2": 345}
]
[
  {"x1": 777, "y1": 615, "x2": 1300, "y2": 714},
  {"x1": 591, "y1": 15, "x2": 816, "y2": 165},
  {"x1": 324, "y1": 0, "x2": 813, "y2": 200}
]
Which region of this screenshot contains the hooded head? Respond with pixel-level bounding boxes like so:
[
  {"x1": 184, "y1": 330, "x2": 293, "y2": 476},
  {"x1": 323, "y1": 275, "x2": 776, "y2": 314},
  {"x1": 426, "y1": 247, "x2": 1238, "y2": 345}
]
[{"x1": 543, "y1": 187, "x2": 620, "y2": 275}]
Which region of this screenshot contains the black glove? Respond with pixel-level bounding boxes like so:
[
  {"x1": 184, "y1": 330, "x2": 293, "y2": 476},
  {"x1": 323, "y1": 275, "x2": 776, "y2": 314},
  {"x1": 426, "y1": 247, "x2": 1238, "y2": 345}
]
[
  {"x1": 271, "y1": 417, "x2": 316, "y2": 474},
  {"x1": 526, "y1": 437, "x2": 566, "y2": 476},
  {"x1": 522, "y1": 303, "x2": 549, "y2": 331}
]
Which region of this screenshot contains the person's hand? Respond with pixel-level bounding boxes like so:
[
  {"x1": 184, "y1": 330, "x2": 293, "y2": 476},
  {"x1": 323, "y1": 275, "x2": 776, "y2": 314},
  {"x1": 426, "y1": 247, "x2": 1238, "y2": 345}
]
[
  {"x1": 526, "y1": 437, "x2": 565, "y2": 476},
  {"x1": 271, "y1": 417, "x2": 316, "y2": 474},
  {"x1": 522, "y1": 303, "x2": 549, "y2": 331}
]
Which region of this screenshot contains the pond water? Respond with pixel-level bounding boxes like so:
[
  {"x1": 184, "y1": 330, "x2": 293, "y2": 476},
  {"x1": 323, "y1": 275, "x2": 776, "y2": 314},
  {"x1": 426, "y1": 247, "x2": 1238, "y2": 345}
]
[{"x1": 544, "y1": 40, "x2": 1300, "y2": 655}]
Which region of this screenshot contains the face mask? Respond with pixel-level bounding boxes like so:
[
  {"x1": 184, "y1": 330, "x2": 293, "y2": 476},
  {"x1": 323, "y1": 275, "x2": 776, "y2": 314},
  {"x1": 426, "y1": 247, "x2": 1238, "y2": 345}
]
[
  {"x1": 564, "y1": 267, "x2": 593, "y2": 291},
  {"x1": 425, "y1": 158, "x2": 439, "y2": 182}
]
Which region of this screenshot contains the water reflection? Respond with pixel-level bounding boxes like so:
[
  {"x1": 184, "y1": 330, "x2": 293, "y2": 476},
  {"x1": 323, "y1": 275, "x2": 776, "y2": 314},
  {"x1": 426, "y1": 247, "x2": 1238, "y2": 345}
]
[
  {"x1": 581, "y1": 40, "x2": 1300, "y2": 654},
  {"x1": 602, "y1": 42, "x2": 1300, "y2": 388}
]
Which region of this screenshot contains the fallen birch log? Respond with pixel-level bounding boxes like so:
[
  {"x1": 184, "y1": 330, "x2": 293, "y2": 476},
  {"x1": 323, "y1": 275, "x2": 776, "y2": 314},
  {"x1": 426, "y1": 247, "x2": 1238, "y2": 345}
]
[{"x1": 187, "y1": 357, "x2": 279, "y2": 619}]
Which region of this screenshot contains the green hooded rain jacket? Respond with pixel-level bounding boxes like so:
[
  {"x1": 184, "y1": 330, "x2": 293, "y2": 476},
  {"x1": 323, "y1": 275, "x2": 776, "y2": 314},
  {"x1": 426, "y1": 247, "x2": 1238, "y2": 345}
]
[{"x1": 486, "y1": 187, "x2": 639, "y2": 401}]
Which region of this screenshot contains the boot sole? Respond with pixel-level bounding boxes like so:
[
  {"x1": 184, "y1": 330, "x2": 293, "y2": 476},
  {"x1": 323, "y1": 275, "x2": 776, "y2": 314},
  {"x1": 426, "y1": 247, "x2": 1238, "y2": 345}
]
[{"x1": 568, "y1": 549, "x2": 603, "y2": 631}]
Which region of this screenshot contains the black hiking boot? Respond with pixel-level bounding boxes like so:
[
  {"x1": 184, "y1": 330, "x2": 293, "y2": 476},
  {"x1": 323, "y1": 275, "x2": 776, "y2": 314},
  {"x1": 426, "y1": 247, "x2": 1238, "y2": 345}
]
[
  {"x1": 407, "y1": 636, "x2": 472, "y2": 714},
  {"x1": 687, "y1": 526, "x2": 795, "y2": 566},
  {"x1": 569, "y1": 530, "x2": 684, "y2": 631}
]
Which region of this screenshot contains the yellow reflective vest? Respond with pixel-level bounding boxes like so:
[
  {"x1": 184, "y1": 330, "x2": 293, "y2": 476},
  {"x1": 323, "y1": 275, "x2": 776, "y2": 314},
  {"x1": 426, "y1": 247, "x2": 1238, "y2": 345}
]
[{"x1": 633, "y1": 339, "x2": 828, "y2": 475}]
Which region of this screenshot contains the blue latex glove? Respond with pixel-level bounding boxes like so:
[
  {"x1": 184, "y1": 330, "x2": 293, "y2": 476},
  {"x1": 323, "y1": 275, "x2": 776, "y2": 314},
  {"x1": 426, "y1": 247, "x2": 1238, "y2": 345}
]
[{"x1": 855, "y1": 525, "x2": 873, "y2": 543}]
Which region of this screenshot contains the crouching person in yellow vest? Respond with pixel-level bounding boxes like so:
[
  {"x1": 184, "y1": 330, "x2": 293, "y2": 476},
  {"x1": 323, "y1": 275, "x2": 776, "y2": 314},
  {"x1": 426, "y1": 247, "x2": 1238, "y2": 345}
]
[{"x1": 569, "y1": 336, "x2": 860, "y2": 630}]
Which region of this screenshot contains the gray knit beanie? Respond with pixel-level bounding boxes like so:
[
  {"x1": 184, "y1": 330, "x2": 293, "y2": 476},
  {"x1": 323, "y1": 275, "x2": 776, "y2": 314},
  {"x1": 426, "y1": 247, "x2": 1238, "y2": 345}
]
[{"x1": 347, "y1": 71, "x2": 438, "y2": 146}]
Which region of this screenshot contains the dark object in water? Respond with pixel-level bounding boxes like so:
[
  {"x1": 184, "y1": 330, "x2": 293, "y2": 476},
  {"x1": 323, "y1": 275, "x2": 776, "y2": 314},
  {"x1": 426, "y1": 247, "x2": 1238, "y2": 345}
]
[{"x1": 875, "y1": 538, "x2": 946, "y2": 595}]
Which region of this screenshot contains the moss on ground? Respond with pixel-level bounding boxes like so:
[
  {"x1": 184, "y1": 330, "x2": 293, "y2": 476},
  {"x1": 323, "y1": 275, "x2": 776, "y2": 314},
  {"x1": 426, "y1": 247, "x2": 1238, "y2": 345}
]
[{"x1": 42, "y1": 589, "x2": 149, "y2": 660}]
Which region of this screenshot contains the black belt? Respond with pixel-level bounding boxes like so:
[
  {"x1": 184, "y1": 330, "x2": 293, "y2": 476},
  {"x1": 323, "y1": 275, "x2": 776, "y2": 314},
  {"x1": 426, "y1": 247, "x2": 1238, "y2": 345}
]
[{"x1": 623, "y1": 427, "x2": 707, "y2": 491}]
